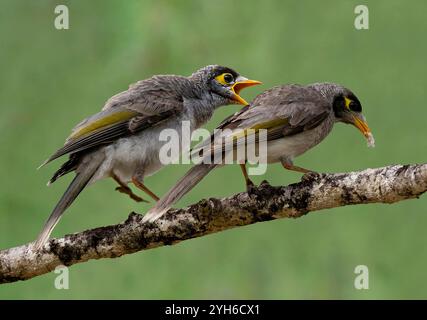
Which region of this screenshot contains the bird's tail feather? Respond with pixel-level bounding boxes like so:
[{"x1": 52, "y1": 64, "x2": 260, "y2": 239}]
[
  {"x1": 34, "y1": 157, "x2": 103, "y2": 249},
  {"x1": 143, "y1": 164, "x2": 217, "y2": 222},
  {"x1": 47, "y1": 155, "x2": 79, "y2": 186}
]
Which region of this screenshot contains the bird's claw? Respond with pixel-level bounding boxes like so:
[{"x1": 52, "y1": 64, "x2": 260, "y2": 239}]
[
  {"x1": 301, "y1": 171, "x2": 321, "y2": 182},
  {"x1": 115, "y1": 186, "x2": 148, "y2": 203},
  {"x1": 259, "y1": 180, "x2": 271, "y2": 187},
  {"x1": 246, "y1": 180, "x2": 259, "y2": 195}
]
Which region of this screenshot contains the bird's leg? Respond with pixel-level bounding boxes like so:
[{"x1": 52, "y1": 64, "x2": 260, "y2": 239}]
[
  {"x1": 280, "y1": 157, "x2": 317, "y2": 174},
  {"x1": 240, "y1": 163, "x2": 255, "y2": 192},
  {"x1": 132, "y1": 175, "x2": 160, "y2": 202},
  {"x1": 112, "y1": 173, "x2": 147, "y2": 203}
]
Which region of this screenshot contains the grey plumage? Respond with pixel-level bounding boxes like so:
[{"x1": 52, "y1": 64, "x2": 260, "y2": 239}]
[
  {"x1": 145, "y1": 83, "x2": 374, "y2": 222},
  {"x1": 35, "y1": 153, "x2": 105, "y2": 248},
  {"x1": 145, "y1": 164, "x2": 217, "y2": 222},
  {"x1": 35, "y1": 65, "x2": 260, "y2": 248}
]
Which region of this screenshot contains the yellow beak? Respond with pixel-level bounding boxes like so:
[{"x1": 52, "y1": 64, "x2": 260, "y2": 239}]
[
  {"x1": 352, "y1": 115, "x2": 371, "y2": 137},
  {"x1": 352, "y1": 114, "x2": 375, "y2": 147},
  {"x1": 230, "y1": 77, "x2": 262, "y2": 105}
]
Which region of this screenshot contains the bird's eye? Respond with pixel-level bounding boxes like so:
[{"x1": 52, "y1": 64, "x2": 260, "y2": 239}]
[
  {"x1": 223, "y1": 73, "x2": 234, "y2": 83},
  {"x1": 215, "y1": 73, "x2": 234, "y2": 85},
  {"x1": 349, "y1": 101, "x2": 362, "y2": 112},
  {"x1": 344, "y1": 96, "x2": 362, "y2": 112}
]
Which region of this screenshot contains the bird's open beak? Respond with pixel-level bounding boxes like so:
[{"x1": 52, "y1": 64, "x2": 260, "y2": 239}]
[
  {"x1": 230, "y1": 76, "x2": 262, "y2": 105},
  {"x1": 352, "y1": 114, "x2": 375, "y2": 147}
]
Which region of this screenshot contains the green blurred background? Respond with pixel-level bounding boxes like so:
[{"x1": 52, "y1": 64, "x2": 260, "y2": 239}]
[{"x1": 1, "y1": 0, "x2": 426, "y2": 299}]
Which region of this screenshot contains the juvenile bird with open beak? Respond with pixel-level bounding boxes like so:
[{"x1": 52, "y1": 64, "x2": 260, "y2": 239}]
[
  {"x1": 35, "y1": 65, "x2": 261, "y2": 248},
  {"x1": 145, "y1": 83, "x2": 374, "y2": 222}
]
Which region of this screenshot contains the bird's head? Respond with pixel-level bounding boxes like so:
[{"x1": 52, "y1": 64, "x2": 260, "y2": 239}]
[
  {"x1": 310, "y1": 83, "x2": 375, "y2": 147},
  {"x1": 190, "y1": 65, "x2": 262, "y2": 106}
]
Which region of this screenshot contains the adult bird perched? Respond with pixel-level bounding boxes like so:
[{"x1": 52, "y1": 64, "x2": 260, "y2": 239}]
[
  {"x1": 35, "y1": 65, "x2": 261, "y2": 249},
  {"x1": 145, "y1": 83, "x2": 375, "y2": 222}
]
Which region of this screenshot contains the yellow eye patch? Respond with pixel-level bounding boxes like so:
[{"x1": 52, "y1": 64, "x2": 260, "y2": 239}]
[
  {"x1": 215, "y1": 73, "x2": 234, "y2": 85},
  {"x1": 344, "y1": 97, "x2": 352, "y2": 109}
]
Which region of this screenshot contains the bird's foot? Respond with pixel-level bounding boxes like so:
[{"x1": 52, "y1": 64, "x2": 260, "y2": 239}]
[
  {"x1": 247, "y1": 180, "x2": 274, "y2": 195},
  {"x1": 301, "y1": 171, "x2": 322, "y2": 182},
  {"x1": 115, "y1": 186, "x2": 149, "y2": 203},
  {"x1": 246, "y1": 182, "x2": 257, "y2": 195},
  {"x1": 245, "y1": 178, "x2": 258, "y2": 195},
  {"x1": 259, "y1": 180, "x2": 271, "y2": 187}
]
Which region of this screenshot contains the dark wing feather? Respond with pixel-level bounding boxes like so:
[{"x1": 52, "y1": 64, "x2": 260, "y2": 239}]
[
  {"x1": 42, "y1": 110, "x2": 177, "y2": 167},
  {"x1": 194, "y1": 84, "x2": 331, "y2": 161},
  {"x1": 40, "y1": 75, "x2": 188, "y2": 168},
  {"x1": 41, "y1": 121, "x2": 129, "y2": 166}
]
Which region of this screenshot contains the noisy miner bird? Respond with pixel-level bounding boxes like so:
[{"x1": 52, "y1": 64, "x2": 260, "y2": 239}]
[
  {"x1": 35, "y1": 65, "x2": 261, "y2": 248},
  {"x1": 144, "y1": 83, "x2": 374, "y2": 222}
]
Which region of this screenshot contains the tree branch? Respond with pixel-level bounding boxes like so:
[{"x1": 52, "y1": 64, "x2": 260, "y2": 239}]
[{"x1": 1, "y1": 163, "x2": 426, "y2": 284}]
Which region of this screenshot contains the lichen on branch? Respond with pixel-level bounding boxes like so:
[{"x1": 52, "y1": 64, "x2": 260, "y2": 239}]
[{"x1": 0, "y1": 163, "x2": 426, "y2": 284}]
